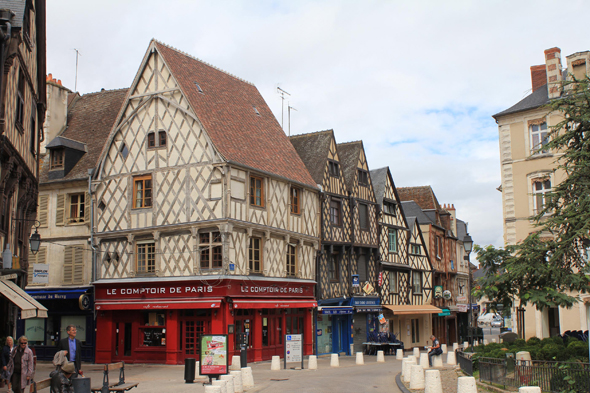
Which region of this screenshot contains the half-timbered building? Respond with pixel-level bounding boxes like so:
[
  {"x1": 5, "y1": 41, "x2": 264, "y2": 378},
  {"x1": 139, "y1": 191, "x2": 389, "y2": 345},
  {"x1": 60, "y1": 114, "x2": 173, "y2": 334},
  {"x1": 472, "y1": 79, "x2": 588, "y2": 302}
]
[
  {"x1": 0, "y1": 0, "x2": 47, "y2": 339},
  {"x1": 370, "y1": 167, "x2": 435, "y2": 349},
  {"x1": 92, "y1": 40, "x2": 319, "y2": 365}
]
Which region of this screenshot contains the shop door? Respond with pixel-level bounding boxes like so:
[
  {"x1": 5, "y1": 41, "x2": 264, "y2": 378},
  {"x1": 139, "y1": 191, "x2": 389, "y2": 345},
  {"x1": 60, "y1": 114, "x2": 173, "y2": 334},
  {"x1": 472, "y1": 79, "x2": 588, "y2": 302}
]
[
  {"x1": 234, "y1": 310, "x2": 255, "y2": 363},
  {"x1": 113, "y1": 317, "x2": 134, "y2": 362},
  {"x1": 262, "y1": 310, "x2": 283, "y2": 359},
  {"x1": 332, "y1": 315, "x2": 349, "y2": 354}
]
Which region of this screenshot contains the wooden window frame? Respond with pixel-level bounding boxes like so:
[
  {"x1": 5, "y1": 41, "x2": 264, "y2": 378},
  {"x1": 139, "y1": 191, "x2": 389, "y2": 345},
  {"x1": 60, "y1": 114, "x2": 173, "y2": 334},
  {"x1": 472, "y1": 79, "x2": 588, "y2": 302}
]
[
  {"x1": 158, "y1": 131, "x2": 167, "y2": 147},
  {"x1": 249, "y1": 237, "x2": 263, "y2": 273},
  {"x1": 411, "y1": 243, "x2": 421, "y2": 255},
  {"x1": 147, "y1": 132, "x2": 156, "y2": 148},
  {"x1": 133, "y1": 174, "x2": 153, "y2": 209},
  {"x1": 328, "y1": 160, "x2": 340, "y2": 178},
  {"x1": 136, "y1": 241, "x2": 156, "y2": 274},
  {"x1": 383, "y1": 201, "x2": 396, "y2": 216},
  {"x1": 286, "y1": 244, "x2": 297, "y2": 277},
  {"x1": 290, "y1": 187, "x2": 301, "y2": 215},
  {"x1": 200, "y1": 232, "x2": 223, "y2": 270},
  {"x1": 357, "y1": 252, "x2": 368, "y2": 282},
  {"x1": 50, "y1": 149, "x2": 64, "y2": 170},
  {"x1": 67, "y1": 193, "x2": 85, "y2": 224},
  {"x1": 412, "y1": 271, "x2": 422, "y2": 294},
  {"x1": 16, "y1": 70, "x2": 25, "y2": 131},
  {"x1": 357, "y1": 169, "x2": 369, "y2": 186},
  {"x1": 388, "y1": 228, "x2": 397, "y2": 253},
  {"x1": 250, "y1": 176, "x2": 265, "y2": 207},
  {"x1": 530, "y1": 122, "x2": 549, "y2": 155},
  {"x1": 533, "y1": 178, "x2": 552, "y2": 215},
  {"x1": 330, "y1": 199, "x2": 341, "y2": 226},
  {"x1": 29, "y1": 105, "x2": 36, "y2": 155},
  {"x1": 329, "y1": 252, "x2": 339, "y2": 282},
  {"x1": 359, "y1": 203, "x2": 368, "y2": 230},
  {"x1": 389, "y1": 271, "x2": 397, "y2": 293}
]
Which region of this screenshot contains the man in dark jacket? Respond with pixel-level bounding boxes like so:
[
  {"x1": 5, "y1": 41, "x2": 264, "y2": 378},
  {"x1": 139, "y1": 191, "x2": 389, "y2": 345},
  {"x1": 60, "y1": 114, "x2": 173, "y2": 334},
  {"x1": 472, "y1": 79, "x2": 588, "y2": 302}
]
[
  {"x1": 427, "y1": 335, "x2": 442, "y2": 367},
  {"x1": 50, "y1": 361, "x2": 74, "y2": 393},
  {"x1": 56, "y1": 325, "x2": 81, "y2": 377}
]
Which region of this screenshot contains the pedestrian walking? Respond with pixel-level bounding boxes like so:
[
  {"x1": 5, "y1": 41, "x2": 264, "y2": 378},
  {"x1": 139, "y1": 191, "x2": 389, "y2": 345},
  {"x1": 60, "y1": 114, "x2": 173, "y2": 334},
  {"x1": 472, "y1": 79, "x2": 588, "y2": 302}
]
[
  {"x1": 56, "y1": 325, "x2": 82, "y2": 377},
  {"x1": 427, "y1": 335, "x2": 442, "y2": 367},
  {"x1": 7, "y1": 336, "x2": 34, "y2": 393},
  {"x1": 1, "y1": 336, "x2": 14, "y2": 390}
]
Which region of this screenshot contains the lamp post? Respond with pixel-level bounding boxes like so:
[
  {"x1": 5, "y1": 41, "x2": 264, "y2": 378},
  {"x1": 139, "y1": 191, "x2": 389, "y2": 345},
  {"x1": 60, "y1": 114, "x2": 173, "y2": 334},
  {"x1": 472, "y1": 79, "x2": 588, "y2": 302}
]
[
  {"x1": 2, "y1": 219, "x2": 42, "y2": 269},
  {"x1": 463, "y1": 233, "x2": 473, "y2": 351}
]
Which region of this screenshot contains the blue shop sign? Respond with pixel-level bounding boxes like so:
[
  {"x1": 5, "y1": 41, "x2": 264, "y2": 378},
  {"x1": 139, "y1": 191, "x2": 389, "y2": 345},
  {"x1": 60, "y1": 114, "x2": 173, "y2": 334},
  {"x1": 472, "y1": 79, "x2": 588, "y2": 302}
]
[
  {"x1": 321, "y1": 306, "x2": 353, "y2": 315},
  {"x1": 351, "y1": 297, "x2": 380, "y2": 307},
  {"x1": 352, "y1": 275, "x2": 360, "y2": 287}
]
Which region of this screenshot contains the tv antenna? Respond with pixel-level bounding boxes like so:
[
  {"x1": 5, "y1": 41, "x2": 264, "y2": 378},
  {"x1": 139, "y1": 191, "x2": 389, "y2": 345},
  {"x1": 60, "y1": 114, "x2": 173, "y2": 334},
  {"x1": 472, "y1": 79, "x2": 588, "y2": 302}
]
[
  {"x1": 288, "y1": 104, "x2": 297, "y2": 136},
  {"x1": 277, "y1": 86, "x2": 290, "y2": 129},
  {"x1": 73, "y1": 48, "x2": 82, "y2": 92}
]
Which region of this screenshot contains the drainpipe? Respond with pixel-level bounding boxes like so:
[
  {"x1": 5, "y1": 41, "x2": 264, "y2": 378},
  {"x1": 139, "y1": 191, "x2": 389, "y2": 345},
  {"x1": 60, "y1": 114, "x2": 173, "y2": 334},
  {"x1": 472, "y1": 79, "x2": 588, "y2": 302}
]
[{"x1": 88, "y1": 169, "x2": 96, "y2": 282}]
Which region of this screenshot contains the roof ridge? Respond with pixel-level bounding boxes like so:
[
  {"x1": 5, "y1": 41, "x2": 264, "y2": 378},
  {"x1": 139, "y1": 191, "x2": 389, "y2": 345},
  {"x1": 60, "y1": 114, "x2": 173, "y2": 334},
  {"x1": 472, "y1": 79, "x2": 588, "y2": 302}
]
[
  {"x1": 54, "y1": 135, "x2": 87, "y2": 144},
  {"x1": 290, "y1": 129, "x2": 334, "y2": 138},
  {"x1": 153, "y1": 39, "x2": 255, "y2": 86},
  {"x1": 79, "y1": 87, "x2": 129, "y2": 97},
  {"x1": 337, "y1": 140, "x2": 362, "y2": 146},
  {"x1": 370, "y1": 166, "x2": 388, "y2": 172}
]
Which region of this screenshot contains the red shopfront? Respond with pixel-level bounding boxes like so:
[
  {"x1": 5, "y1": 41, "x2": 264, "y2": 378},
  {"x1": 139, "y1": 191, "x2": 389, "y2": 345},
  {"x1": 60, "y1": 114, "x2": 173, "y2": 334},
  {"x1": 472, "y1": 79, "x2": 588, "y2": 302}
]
[{"x1": 94, "y1": 278, "x2": 316, "y2": 365}]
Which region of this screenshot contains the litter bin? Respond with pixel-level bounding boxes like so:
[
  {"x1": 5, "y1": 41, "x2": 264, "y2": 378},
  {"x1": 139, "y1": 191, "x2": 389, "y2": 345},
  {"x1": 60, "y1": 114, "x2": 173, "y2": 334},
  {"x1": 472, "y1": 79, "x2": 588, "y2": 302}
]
[
  {"x1": 184, "y1": 358, "x2": 196, "y2": 383},
  {"x1": 72, "y1": 376, "x2": 91, "y2": 393}
]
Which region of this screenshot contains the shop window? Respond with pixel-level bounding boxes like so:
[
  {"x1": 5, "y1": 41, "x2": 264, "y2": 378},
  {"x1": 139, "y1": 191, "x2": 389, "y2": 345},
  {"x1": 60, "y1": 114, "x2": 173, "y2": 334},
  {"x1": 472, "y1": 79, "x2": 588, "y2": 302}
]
[
  {"x1": 249, "y1": 237, "x2": 263, "y2": 273},
  {"x1": 359, "y1": 203, "x2": 368, "y2": 229},
  {"x1": 285, "y1": 309, "x2": 304, "y2": 335},
  {"x1": 328, "y1": 160, "x2": 340, "y2": 177},
  {"x1": 141, "y1": 311, "x2": 166, "y2": 347},
  {"x1": 412, "y1": 271, "x2": 422, "y2": 294},
  {"x1": 68, "y1": 193, "x2": 85, "y2": 224},
  {"x1": 330, "y1": 199, "x2": 341, "y2": 226},
  {"x1": 389, "y1": 271, "x2": 397, "y2": 293},
  {"x1": 50, "y1": 149, "x2": 64, "y2": 169},
  {"x1": 136, "y1": 241, "x2": 156, "y2": 274},
  {"x1": 286, "y1": 244, "x2": 297, "y2": 277},
  {"x1": 329, "y1": 252, "x2": 339, "y2": 282},
  {"x1": 388, "y1": 229, "x2": 397, "y2": 253},
  {"x1": 200, "y1": 232, "x2": 222, "y2": 269},
  {"x1": 290, "y1": 187, "x2": 300, "y2": 214},
  {"x1": 133, "y1": 174, "x2": 152, "y2": 208},
  {"x1": 250, "y1": 176, "x2": 264, "y2": 207},
  {"x1": 411, "y1": 318, "x2": 420, "y2": 343},
  {"x1": 24, "y1": 318, "x2": 45, "y2": 345},
  {"x1": 383, "y1": 201, "x2": 396, "y2": 215},
  {"x1": 61, "y1": 315, "x2": 86, "y2": 343}
]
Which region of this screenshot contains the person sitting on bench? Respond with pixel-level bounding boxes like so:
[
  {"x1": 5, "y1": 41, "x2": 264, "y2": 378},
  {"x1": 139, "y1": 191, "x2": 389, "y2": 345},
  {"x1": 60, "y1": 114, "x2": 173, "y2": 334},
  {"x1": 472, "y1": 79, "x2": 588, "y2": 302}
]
[{"x1": 427, "y1": 335, "x2": 442, "y2": 367}]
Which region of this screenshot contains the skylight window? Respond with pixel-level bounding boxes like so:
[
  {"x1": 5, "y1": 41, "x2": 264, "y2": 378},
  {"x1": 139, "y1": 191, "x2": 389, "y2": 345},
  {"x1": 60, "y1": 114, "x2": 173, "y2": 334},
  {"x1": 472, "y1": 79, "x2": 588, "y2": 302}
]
[
  {"x1": 195, "y1": 83, "x2": 203, "y2": 94},
  {"x1": 253, "y1": 106, "x2": 260, "y2": 116}
]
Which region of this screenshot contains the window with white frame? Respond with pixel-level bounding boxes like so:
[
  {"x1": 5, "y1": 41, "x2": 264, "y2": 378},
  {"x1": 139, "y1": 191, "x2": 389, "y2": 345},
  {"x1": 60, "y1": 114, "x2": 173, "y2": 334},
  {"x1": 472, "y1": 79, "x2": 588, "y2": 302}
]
[
  {"x1": 530, "y1": 122, "x2": 549, "y2": 154},
  {"x1": 533, "y1": 178, "x2": 551, "y2": 214},
  {"x1": 136, "y1": 241, "x2": 156, "y2": 274}
]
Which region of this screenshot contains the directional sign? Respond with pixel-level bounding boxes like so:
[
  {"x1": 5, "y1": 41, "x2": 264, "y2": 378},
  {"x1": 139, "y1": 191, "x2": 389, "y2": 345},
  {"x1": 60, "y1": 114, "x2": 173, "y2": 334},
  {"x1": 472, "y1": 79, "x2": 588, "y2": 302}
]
[{"x1": 285, "y1": 334, "x2": 302, "y2": 363}]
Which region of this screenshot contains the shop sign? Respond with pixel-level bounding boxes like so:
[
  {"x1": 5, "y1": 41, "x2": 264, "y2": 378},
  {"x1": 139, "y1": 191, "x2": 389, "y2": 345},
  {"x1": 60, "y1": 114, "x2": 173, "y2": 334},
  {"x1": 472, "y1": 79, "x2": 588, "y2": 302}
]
[
  {"x1": 434, "y1": 286, "x2": 443, "y2": 299},
  {"x1": 352, "y1": 274, "x2": 360, "y2": 287},
  {"x1": 442, "y1": 290, "x2": 452, "y2": 300},
  {"x1": 378, "y1": 272, "x2": 383, "y2": 287},
  {"x1": 362, "y1": 282, "x2": 374, "y2": 294},
  {"x1": 457, "y1": 304, "x2": 468, "y2": 312},
  {"x1": 438, "y1": 308, "x2": 451, "y2": 317},
  {"x1": 316, "y1": 329, "x2": 322, "y2": 336},
  {"x1": 456, "y1": 296, "x2": 467, "y2": 303},
  {"x1": 321, "y1": 307, "x2": 353, "y2": 315},
  {"x1": 351, "y1": 297, "x2": 380, "y2": 307},
  {"x1": 285, "y1": 334, "x2": 303, "y2": 369},
  {"x1": 32, "y1": 264, "x2": 49, "y2": 284},
  {"x1": 200, "y1": 335, "x2": 228, "y2": 376}
]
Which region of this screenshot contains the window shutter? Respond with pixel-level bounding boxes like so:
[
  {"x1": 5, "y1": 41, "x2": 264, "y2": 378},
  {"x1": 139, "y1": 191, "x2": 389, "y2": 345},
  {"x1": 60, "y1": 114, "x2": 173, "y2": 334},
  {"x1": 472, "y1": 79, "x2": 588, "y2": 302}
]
[
  {"x1": 37, "y1": 195, "x2": 48, "y2": 227},
  {"x1": 84, "y1": 192, "x2": 90, "y2": 224},
  {"x1": 28, "y1": 247, "x2": 47, "y2": 284},
  {"x1": 55, "y1": 194, "x2": 66, "y2": 226},
  {"x1": 63, "y1": 245, "x2": 74, "y2": 284},
  {"x1": 73, "y1": 247, "x2": 84, "y2": 284}
]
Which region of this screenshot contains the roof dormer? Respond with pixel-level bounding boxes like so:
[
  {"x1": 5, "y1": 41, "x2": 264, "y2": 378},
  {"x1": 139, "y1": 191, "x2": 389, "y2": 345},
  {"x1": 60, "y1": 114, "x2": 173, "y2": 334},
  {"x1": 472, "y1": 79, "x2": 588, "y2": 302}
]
[{"x1": 46, "y1": 136, "x2": 87, "y2": 180}]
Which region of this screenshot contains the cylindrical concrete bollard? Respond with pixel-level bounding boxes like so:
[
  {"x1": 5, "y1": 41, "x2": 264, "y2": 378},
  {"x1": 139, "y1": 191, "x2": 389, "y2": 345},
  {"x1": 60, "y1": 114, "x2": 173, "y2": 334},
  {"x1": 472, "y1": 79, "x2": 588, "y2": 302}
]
[
  {"x1": 220, "y1": 375, "x2": 235, "y2": 393},
  {"x1": 212, "y1": 380, "x2": 227, "y2": 393},
  {"x1": 396, "y1": 348, "x2": 403, "y2": 359},
  {"x1": 402, "y1": 359, "x2": 417, "y2": 383},
  {"x1": 230, "y1": 355, "x2": 241, "y2": 371},
  {"x1": 453, "y1": 343, "x2": 458, "y2": 352},
  {"x1": 463, "y1": 341, "x2": 469, "y2": 349},
  {"x1": 457, "y1": 376, "x2": 477, "y2": 393},
  {"x1": 413, "y1": 347, "x2": 420, "y2": 358},
  {"x1": 196, "y1": 361, "x2": 201, "y2": 377},
  {"x1": 229, "y1": 370, "x2": 243, "y2": 393},
  {"x1": 441, "y1": 344, "x2": 447, "y2": 354},
  {"x1": 433, "y1": 354, "x2": 443, "y2": 368},
  {"x1": 410, "y1": 364, "x2": 425, "y2": 389},
  {"x1": 424, "y1": 369, "x2": 443, "y2": 393},
  {"x1": 519, "y1": 388, "x2": 541, "y2": 393},
  {"x1": 356, "y1": 352, "x2": 364, "y2": 365},
  {"x1": 205, "y1": 386, "x2": 221, "y2": 393},
  {"x1": 350, "y1": 343, "x2": 354, "y2": 356},
  {"x1": 376, "y1": 350, "x2": 385, "y2": 363},
  {"x1": 483, "y1": 339, "x2": 488, "y2": 345},
  {"x1": 474, "y1": 341, "x2": 479, "y2": 347},
  {"x1": 241, "y1": 367, "x2": 254, "y2": 389},
  {"x1": 420, "y1": 353, "x2": 429, "y2": 369},
  {"x1": 492, "y1": 338, "x2": 497, "y2": 343},
  {"x1": 308, "y1": 355, "x2": 318, "y2": 370},
  {"x1": 271, "y1": 355, "x2": 281, "y2": 371},
  {"x1": 446, "y1": 351, "x2": 456, "y2": 366},
  {"x1": 330, "y1": 353, "x2": 339, "y2": 367},
  {"x1": 408, "y1": 355, "x2": 416, "y2": 363}
]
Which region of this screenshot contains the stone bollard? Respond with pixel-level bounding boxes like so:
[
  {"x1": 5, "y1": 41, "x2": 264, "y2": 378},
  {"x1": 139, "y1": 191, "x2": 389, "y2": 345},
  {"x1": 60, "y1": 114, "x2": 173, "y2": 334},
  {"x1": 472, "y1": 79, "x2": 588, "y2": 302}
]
[
  {"x1": 457, "y1": 376, "x2": 477, "y2": 393},
  {"x1": 230, "y1": 370, "x2": 243, "y2": 393},
  {"x1": 308, "y1": 355, "x2": 318, "y2": 370},
  {"x1": 519, "y1": 388, "x2": 541, "y2": 393},
  {"x1": 241, "y1": 367, "x2": 254, "y2": 389},
  {"x1": 376, "y1": 350, "x2": 385, "y2": 363},
  {"x1": 408, "y1": 355, "x2": 417, "y2": 363},
  {"x1": 446, "y1": 351, "x2": 457, "y2": 366},
  {"x1": 441, "y1": 344, "x2": 447, "y2": 354},
  {"x1": 420, "y1": 353, "x2": 429, "y2": 369},
  {"x1": 330, "y1": 353, "x2": 339, "y2": 367},
  {"x1": 402, "y1": 358, "x2": 417, "y2": 383},
  {"x1": 350, "y1": 343, "x2": 354, "y2": 356},
  {"x1": 433, "y1": 354, "x2": 443, "y2": 368},
  {"x1": 205, "y1": 386, "x2": 221, "y2": 393},
  {"x1": 396, "y1": 349, "x2": 404, "y2": 359},
  {"x1": 220, "y1": 375, "x2": 234, "y2": 393},
  {"x1": 492, "y1": 339, "x2": 497, "y2": 343},
  {"x1": 424, "y1": 369, "x2": 443, "y2": 393},
  {"x1": 483, "y1": 339, "x2": 488, "y2": 345},
  {"x1": 230, "y1": 355, "x2": 241, "y2": 371},
  {"x1": 410, "y1": 364, "x2": 425, "y2": 389},
  {"x1": 356, "y1": 352, "x2": 364, "y2": 365},
  {"x1": 413, "y1": 347, "x2": 420, "y2": 358},
  {"x1": 463, "y1": 341, "x2": 469, "y2": 349},
  {"x1": 212, "y1": 380, "x2": 227, "y2": 393},
  {"x1": 271, "y1": 356, "x2": 281, "y2": 371},
  {"x1": 453, "y1": 343, "x2": 459, "y2": 352}
]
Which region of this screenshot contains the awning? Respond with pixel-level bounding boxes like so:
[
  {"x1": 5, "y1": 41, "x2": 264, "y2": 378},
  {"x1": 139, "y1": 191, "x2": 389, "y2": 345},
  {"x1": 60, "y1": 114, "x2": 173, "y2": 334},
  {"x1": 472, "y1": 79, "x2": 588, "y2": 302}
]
[
  {"x1": 95, "y1": 298, "x2": 223, "y2": 311},
  {"x1": 233, "y1": 299, "x2": 317, "y2": 309},
  {"x1": 27, "y1": 287, "x2": 90, "y2": 300},
  {"x1": 319, "y1": 306, "x2": 353, "y2": 315},
  {"x1": 382, "y1": 305, "x2": 442, "y2": 315},
  {"x1": 0, "y1": 280, "x2": 48, "y2": 319}
]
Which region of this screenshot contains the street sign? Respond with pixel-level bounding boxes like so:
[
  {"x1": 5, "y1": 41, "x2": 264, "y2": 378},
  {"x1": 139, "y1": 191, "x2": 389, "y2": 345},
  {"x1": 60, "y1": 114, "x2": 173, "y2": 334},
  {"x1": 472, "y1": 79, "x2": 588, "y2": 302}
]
[
  {"x1": 352, "y1": 274, "x2": 359, "y2": 287},
  {"x1": 284, "y1": 334, "x2": 304, "y2": 369}
]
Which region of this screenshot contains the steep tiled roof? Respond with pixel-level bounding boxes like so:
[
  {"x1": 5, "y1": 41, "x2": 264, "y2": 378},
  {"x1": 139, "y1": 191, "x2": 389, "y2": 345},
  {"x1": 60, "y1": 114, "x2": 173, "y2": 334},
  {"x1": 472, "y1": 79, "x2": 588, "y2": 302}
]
[
  {"x1": 397, "y1": 186, "x2": 440, "y2": 210},
  {"x1": 336, "y1": 141, "x2": 362, "y2": 191},
  {"x1": 289, "y1": 130, "x2": 334, "y2": 185},
  {"x1": 155, "y1": 41, "x2": 316, "y2": 188},
  {"x1": 492, "y1": 84, "x2": 549, "y2": 119},
  {"x1": 40, "y1": 88, "x2": 128, "y2": 183},
  {"x1": 400, "y1": 201, "x2": 432, "y2": 225},
  {"x1": 369, "y1": 167, "x2": 388, "y2": 205},
  {"x1": 456, "y1": 219, "x2": 467, "y2": 242}
]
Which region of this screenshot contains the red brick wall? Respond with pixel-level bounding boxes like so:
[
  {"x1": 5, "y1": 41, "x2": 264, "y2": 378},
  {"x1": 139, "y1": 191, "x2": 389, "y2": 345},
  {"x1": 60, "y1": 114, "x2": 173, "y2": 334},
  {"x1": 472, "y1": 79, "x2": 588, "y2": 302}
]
[{"x1": 530, "y1": 65, "x2": 547, "y2": 92}]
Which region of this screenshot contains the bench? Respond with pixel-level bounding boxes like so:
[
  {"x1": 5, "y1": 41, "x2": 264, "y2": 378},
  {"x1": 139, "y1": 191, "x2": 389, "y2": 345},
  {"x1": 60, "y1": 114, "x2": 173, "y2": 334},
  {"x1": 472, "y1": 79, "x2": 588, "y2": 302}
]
[
  {"x1": 91, "y1": 362, "x2": 139, "y2": 393},
  {"x1": 29, "y1": 378, "x2": 51, "y2": 393}
]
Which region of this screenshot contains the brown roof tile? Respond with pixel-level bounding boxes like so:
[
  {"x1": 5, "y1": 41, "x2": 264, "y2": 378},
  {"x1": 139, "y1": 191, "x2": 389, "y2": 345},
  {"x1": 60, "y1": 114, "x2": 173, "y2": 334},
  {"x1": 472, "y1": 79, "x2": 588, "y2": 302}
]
[
  {"x1": 40, "y1": 88, "x2": 128, "y2": 183},
  {"x1": 289, "y1": 130, "x2": 334, "y2": 185},
  {"x1": 397, "y1": 186, "x2": 440, "y2": 211},
  {"x1": 336, "y1": 141, "x2": 362, "y2": 191},
  {"x1": 155, "y1": 41, "x2": 316, "y2": 188}
]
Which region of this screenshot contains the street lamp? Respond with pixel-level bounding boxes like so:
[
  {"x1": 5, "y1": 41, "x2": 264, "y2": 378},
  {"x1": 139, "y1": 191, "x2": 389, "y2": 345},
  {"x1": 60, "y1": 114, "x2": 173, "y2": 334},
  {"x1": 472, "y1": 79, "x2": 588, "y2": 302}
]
[{"x1": 463, "y1": 233, "x2": 473, "y2": 351}]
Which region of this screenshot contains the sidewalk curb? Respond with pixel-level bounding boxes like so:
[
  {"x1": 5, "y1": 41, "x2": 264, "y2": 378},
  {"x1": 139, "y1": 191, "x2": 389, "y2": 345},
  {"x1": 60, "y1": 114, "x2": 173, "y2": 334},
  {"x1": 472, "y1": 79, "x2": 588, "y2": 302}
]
[{"x1": 395, "y1": 373, "x2": 411, "y2": 393}]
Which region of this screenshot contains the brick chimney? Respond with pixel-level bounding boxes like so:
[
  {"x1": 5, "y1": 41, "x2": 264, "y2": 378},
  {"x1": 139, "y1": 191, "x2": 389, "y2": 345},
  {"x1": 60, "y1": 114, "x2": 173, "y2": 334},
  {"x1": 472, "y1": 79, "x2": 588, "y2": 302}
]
[
  {"x1": 545, "y1": 47, "x2": 562, "y2": 99},
  {"x1": 530, "y1": 65, "x2": 546, "y2": 92}
]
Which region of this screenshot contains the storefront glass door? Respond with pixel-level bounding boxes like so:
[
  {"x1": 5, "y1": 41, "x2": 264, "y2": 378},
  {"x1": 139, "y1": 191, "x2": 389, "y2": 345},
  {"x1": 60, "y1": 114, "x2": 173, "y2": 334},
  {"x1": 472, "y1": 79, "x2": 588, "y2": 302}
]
[
  {"x1": 234, "y1": 310, "x2": 254, "y2": 363},
  {"x1": 262, "y1": 309, "x2": 283, "y2": 358},
  {"x1": 113, "y1": 318, "x2": 134, "y2": 362},
  {"x1": 179, "y1": 310, "x2": 211, "y2": 361}
]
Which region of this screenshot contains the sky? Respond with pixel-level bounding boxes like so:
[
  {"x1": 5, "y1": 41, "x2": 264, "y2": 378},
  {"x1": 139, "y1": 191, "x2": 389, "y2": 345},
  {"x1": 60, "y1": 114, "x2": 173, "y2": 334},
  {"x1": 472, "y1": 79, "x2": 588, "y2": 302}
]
[{"x1": 45, "y1": 0, "x2": 590, "y2": 250}]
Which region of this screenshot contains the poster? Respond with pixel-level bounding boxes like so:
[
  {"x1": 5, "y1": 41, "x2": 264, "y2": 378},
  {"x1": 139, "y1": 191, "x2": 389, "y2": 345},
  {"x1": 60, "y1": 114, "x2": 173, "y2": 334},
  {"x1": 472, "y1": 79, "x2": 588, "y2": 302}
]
[
  {"x1": 200, "y1": 335, "x2": 228, "y2": 375},
  {"x1": 378, "y1": 313, "x2": 386, "y2": 324}
]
